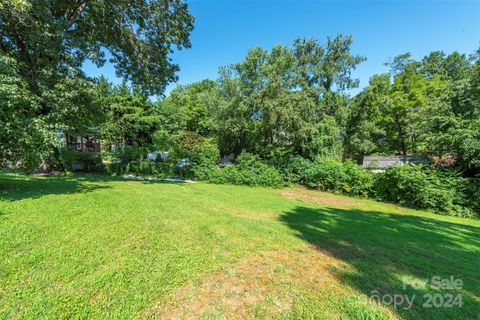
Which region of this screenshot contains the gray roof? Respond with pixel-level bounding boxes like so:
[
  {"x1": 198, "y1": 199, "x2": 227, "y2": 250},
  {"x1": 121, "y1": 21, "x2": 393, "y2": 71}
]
[{"x1": 362, "y1": 156, "x2": 429, "y2": 169}]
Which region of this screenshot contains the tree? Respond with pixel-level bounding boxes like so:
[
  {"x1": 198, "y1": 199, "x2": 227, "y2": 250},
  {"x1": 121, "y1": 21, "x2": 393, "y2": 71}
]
[
  {"x1": 0, "y1": 54, "x2": 101, "y2": 169},
  {"x1": 211, "y1": 35, "x2": 364, "y2": 158},
  {"x1": 421, "y1": 51, "x2": 470, "y2": 81},
  {"x1": 0, "y1": 55, "x2": 48, "y2": 169},
  {"x1": 0, "y1": 0, "x2": 194, "y2": 96},
  {"x1": 168, "y1": 80, "x2": 219, "y2": 135},
  {"x1": 0, "y1": 0, "x2": 193, "y2": 168},
  {"x1": 424, "y1": 49, "x2": 480, "y2": 175},
  {"x1": 345, "y1": 48, "x2": 478, "y2": 173},
  {"x1": 344, "y1": 73, "x2": 390, "y2": 158},
  {"x1": 100, "y1": 82, "x2": 159, "y2": 148}
]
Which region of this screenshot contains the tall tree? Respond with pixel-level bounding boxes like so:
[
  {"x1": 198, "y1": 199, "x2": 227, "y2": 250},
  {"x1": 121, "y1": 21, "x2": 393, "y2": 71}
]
[
  {"x1": 345, "y1": 49, "x2": 478, "y2": 169},
  {"x1": 0, "y1": 0, "x2": 194, "y2": 96},
  {"x1": 101, "y1": 82, "x2": 159, "y2": 148},
  {"x1": 212, "y1": 35, "x2": 364, "y2": 158},
  {"x1": 168, "y1": 80, "x2": 219, "y2": 136},
  {"x1": 0, "y1": 0, "x2": 193, "y2": 168},
  {"x1": 344, "y1": 73, "x2": 390, "y2": 158},
  {"x1": 424, "y1": 49, "x2": 480, "y2": 175}
]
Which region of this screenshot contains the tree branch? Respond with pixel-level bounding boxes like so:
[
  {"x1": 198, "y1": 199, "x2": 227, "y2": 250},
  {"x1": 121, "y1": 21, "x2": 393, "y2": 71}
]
[{"x1": 65, "y1": 0, "x2": 88, "y2": 30}]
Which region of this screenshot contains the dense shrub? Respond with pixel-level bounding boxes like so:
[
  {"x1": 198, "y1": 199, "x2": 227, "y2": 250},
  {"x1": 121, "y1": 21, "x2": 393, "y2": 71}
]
[
  {"x1": 103, "y1": 145, "x2": 174, "y2": 177},
  {"x1": 191, "y1": 165, "x2": 216, "y2": 181},
  {"x1": 303, "y1": 158, "x2": 374, "y2": 197},
  {"x1": 75, "y1": 152, "x2": 103, "y2": 172},
  {"x1": 374, "y1": 165, "x2": 475, "y2": 217},
  {"x1": 59, "y1": 148, "x2": 102, "y2": 172},
  {"x1": 183, "y1": 138, "x2": 220, "y2": 179},
  {"x1": 461, "y1": 178, "x2": 480, "y2": 217},
  {"x1": 102, "y1": 134, "x2": 220, "y2": 179},
  {"x1": 271, "y1": 153, "x2": 373, "y2": 197},
  {"x1": 190, "y1": 138, "x2": 220, "y2": 167},
  {"x1": 205, "y1": 152, "x2": 285, "y2": 188},
  {"x1": 103, "y1": 145, "x2": 142, "y2": 175},
  {"x1": 271, "y1": 153, "x2": 312, "y2": 184},
  {"x1": 59, "y1": 147, "x2": 79, "y2": 169},
  {"x1": 174, "y1": 131, "x2": 204, "y2": 158},
  {"x1": 117, "y1": 145, "x2": 145, "y2": 164}
]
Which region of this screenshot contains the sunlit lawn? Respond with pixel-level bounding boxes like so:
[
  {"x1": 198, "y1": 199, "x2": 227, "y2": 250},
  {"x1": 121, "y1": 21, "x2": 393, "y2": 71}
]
[{"x1": 0, "y1": 174, "x2": 479, "y2": 319}]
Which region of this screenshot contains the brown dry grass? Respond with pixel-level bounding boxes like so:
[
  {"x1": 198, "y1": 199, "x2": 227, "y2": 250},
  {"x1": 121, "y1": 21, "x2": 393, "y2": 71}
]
[
  {"x1": 280, "y1": 186, "x2": 359, "y2": 208},
  {"x1": 147, "y1": 247, "x2": 354, "y2": 319}
]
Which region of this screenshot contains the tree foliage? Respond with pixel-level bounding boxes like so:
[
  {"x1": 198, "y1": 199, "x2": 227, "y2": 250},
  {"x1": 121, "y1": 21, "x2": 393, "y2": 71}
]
[
  {"x1": 0, "y1": 0, "x2": 193, "y2": 96},
  {"x1": 200, "y1": 35, "x2": 365, "y2": 158},
  {"x1": 0, "y1": 0, "x2": 193, "y2": 169},
  {"x1": 345, "y1": 49, "x2": 479, "y2": 175},
  {"x1": 100, "y1": 81, "x2": 159, "y2": 148}
]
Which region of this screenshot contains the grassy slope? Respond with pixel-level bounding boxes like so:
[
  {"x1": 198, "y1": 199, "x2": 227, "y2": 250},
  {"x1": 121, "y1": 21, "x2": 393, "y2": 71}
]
[{"x1": 0, "y1": 174, "x2": 479, "y2": 319}]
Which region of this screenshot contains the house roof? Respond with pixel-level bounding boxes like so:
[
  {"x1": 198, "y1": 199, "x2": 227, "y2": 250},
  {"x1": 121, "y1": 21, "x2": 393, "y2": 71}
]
[{"x1": 362, "y1": 155, "x2": 429, "y2": 169}]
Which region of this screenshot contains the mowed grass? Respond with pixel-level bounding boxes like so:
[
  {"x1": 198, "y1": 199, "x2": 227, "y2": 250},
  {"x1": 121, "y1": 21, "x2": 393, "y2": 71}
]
[{"x1": 0, "y1": 175, "x2": 479, "y2": 319}]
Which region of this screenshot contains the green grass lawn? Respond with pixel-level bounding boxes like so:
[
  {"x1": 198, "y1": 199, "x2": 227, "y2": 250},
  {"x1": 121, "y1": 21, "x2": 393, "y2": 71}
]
[{"x1": 1, "y1": 174, "x2": 479, "y2": 319}]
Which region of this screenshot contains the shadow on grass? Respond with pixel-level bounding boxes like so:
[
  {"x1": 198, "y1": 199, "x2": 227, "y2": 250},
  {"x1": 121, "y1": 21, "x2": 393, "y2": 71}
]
[
  {"x1": 0, "y1": 174, "x2": 111, "y2": 202},
  {"x1": 280, "y1": 206, "x2": 480, "y2": 319}
]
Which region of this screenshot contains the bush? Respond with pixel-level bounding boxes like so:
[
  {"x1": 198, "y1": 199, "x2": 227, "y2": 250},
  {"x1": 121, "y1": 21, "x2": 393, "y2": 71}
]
[
  {"x1": 59, "y1": 148, "x2": 102, "y2": 172},
  {"x1": 272, "y1": 154, "x2": 373, "y2": 196},
  {"x1": 75, "y1": 151, "x2": 102, "y2": 172},
  {"x1": 461, "y1": 178, "x2": 480, "y2": 217},
  {"x1": 303, "y1": 158, "x2": 373, "y2": 197},
  {"x1": 205, "y1": 152, "x2": 285, "y2": 188},
  {"x1": 174, "y1": 131, "x2": 204, "y2": 158},
  {"x1": 191, "y1": 164, "x2": 217, "y2": 181},
  {"x1": 122, "y1": 159, "x2": 173, "y2": 177},
  {"x1": 59, "y1": 147, "x2": 78, "y2": 169},
  {"x1": 117, "y1": 145, "x2": 145, "y2": 164},
  {"x1": 104, "y1": 145, "x2": 142, "y2": 175},
  {"x1": 183, "y1": 137, "x2": 220, "y2": 179},
  {"x1": 374, "y1": 165, "x2": 474, "y2": 217},
  {"x1": 191, "y1": 138, "x2": 220, "y2": 167},
  {"x1": 270, "y1": 152, "x2": 312, "y2": 184},
  {"x1": 104, "y1": 145, "x2": 175, "y2": 177}
]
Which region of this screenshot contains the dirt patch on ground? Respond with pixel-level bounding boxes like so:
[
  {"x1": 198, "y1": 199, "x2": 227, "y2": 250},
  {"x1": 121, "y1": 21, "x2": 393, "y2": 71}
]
[
  {"x1": 280, "y1": 186, "x2": 359, "y2": 208},
  {"x1": 147, "y1": 248, "x2": 348, "y2": 319}
]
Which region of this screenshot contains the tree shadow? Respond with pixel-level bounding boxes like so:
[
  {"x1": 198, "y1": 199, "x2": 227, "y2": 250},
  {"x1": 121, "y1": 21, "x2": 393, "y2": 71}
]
[
  {"x1": 280, "y1": 206, "x2": 480, "y2": 319},
  {"x1": 0, "y1": 175, "x2": 111, "y2": 202}
]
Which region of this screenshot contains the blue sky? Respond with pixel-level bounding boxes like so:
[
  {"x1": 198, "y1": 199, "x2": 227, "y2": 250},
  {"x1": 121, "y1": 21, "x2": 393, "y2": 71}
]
[{"x1": 83, "y1": 0, "x2": 480, "y2": 96}]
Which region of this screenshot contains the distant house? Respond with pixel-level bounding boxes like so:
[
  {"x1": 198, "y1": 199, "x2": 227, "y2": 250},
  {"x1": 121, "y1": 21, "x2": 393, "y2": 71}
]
[
  {"x1": 65, "y1": 130, "x2": 101, "y2": 153},
  {"x1": 59, "y1": 128, "x2": 102, "y2": 171},
  {"x1": 362, "y1": 155, "x2": 429, "y2": 172}
]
